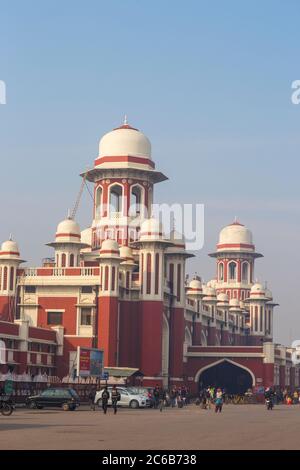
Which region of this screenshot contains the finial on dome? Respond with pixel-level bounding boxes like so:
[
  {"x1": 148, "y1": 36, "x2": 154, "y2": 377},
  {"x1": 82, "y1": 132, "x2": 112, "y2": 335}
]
[
  {"x1": 67, "y1": 209, "x2": 72, "y2": 220},
  {"x1": 9, "y1": 233, "x2": 13, "y2": 241},
  {"x1": 123, "y1": 114, "x2": 128, "y2": 125}
]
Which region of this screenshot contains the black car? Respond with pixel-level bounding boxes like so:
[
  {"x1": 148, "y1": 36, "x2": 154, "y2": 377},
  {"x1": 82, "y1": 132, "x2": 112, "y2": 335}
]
[{"x1": 26, "y1": 388, "x2": 80, "y2": 411}]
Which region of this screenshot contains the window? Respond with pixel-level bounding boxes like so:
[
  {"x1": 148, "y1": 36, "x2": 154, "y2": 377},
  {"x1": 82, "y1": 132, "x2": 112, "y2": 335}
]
[
  {"x1": 25, "y1": 286, "x2": 36, "y2": 293},
  {"x1": 81, "y1": 286, "x2": 93, "y2": 294},
  {"x1": 129, "y1": 185, "x2": 143, "y2": 217},
  {"x1": 242, "y1": 262, "x2": 249, "y2": 282},
  {"x1": 9, "y1": 267, "x2": 14, "y2": 291},
  {"x1": 81, "y1": 308, "x2": 92, "y2": 326},
  {"x1": 228, "y1": 262, "x2": 237, "y2": 281},
  {"x1": 61, "y1": 253, "x2": 66, "y2": 267},
  {"x1": 70, "y1": 253, "x2": 74, "y2": 267},
  {"x1": 95, "y1": 185, "x2": 103, "y2": 219},
  {"x1": 47, "y1": 311, "x2": 63, "y2": 325},
  {"x1": 219, "y1": 263, "x2": 224, "y2": 281},
  {"x1": 109, "y1": 185, "x2": 122, "y2": 213}
]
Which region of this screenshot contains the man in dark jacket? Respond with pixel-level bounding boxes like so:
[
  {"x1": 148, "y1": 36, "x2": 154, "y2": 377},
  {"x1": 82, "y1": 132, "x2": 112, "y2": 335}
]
[
  {"x1": 111, "y1": 385, "x2": 120, "y2": 415},
  {"x1": 102, "y1": 386, "x2": 110, "y2": 414},
  {"x1": 88, "y1": 388, "x2": 96, "y2": 411}
]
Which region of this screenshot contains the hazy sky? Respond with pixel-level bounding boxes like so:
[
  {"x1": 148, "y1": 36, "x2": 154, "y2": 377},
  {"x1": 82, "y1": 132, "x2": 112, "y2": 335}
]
[{"x1": 0, "y1": 1, "x2": 299, "y2": 345}]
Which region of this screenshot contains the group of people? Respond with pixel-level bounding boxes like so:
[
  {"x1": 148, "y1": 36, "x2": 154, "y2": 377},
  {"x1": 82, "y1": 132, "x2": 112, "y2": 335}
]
[
  {"x1": 265, "y1": 387, "x2": 300, "y2": 406},
  {"x1": 88, "y1": 384, "x2": 120, "y2": 415},
  {"x1": 152, "y1": 385, "x2": 190, "y2": 411},
  {"x1": 198, "y1": 387, "x2": 224, "y2": 413}
]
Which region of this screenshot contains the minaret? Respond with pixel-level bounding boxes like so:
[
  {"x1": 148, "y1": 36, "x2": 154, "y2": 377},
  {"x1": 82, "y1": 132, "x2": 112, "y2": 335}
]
[
  {"x1": 246, "y1": 283, "x2": 268, "y2": 345},
  {"x1": 133, "y1": 218, "x2": 171, "y2": 388},
  {"x1": 118, "y1": 245, "x2": 138, "y2": 367},
  {"x1": 47, "y1": 216, "x2": 89, "y2": 267},
  {"x1": 209, "y1": 220, "x2": 263, "y2": 301},
  {"x1": 216, "y1": 293, "x2": 230, "y2": 345},
  {"x1": 97, "y1": 239, "x2": 121, "y2": 366},
  {"x1": 186, "y1": 278, "x2": 205, "y2": 345},
  {"x1": 202, "y1": 286, "x2": 218, "y2": 345},
  {"x1": 166, "y1": 230, "x2": 194, "y2": 386},
  {"x1": 0, "y1": 238, "x2": 25, "y2": 322},
  {"x1": 82, "y1": 119, "x2": 167, "y2": 249}
]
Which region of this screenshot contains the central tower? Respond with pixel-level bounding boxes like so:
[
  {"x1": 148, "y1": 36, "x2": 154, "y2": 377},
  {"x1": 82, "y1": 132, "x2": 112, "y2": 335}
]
[{"x1": 84, "y1": 118, "x2": 167, "y2": 248}]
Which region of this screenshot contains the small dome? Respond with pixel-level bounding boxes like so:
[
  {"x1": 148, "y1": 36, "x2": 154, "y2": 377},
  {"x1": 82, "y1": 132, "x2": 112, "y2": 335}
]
[
  {"x1": 0, "y1": 239, "x2": 21, "y2": 260},
  {"x1": 229, "y1": 298, "x2": 240, "y2": 308},
  {"x1": 217, "y1": 221, "x2": 254, "y2": 251},
  {"x1": 55, "y1": 218, "x2": 81, "y2": 243},
  {"x1": 217, "y1": 293, "x2": 229, "y2": 303},
  {"x1": 250, "y1": 282, "x2": 266, "y2": 300},
  {"x1": 140, "y1": 217, "x2": 164, "y2": 242},
  {"x1": 99, "y1": 123, "x2": 151, "y2": 159},
  {"x1": 203, "y1": 286, "x2": 217, "y2": 301},
  {"x1": 100, "y1": 239, "x2": 120, "y2": 259},
  {"x1": 119, "y1": 245, "x2": 135, "y2": 264}
]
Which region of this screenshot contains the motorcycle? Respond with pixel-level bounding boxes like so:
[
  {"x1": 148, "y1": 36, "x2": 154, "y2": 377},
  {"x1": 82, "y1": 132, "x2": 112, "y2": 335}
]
[{"x1": 0, "y1": 396, "x2": 15, "y2": 416}]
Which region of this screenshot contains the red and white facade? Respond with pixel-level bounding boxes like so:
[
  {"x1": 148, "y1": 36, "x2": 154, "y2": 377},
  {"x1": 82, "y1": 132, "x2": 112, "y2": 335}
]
[{"x1": 0, "y1": 120, "x2": 298, "y2": 392}]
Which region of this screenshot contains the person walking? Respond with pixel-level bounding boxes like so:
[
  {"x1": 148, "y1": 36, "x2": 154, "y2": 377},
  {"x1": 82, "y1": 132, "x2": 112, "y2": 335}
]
[
  {"x1": 111, "y1": 385, "x2": 120, "y2": 415},
  {"x1": 153, "y1": 385, "x2": 160, "y2": 409},
  {"x1": 215, "y1": 388, "x2": 223, "y2": 413},
  {"x1": 170, "y1": 387, "x2": 177, "y2": 408},
  {"x1": 88, "y1": 388, "x2": 96, "y2": 411},
  {"x1": 158, "y1": 387, "x2": 166, "y2": 412},
  {"x1": 101, "y1": 386, "x2": 109, "y2": 414}
]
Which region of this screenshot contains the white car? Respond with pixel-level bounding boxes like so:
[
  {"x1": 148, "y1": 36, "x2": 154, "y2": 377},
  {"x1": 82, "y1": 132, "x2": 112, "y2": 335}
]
[{"x1": 94, "y1": 386, "x2": 149, "y2": 409}]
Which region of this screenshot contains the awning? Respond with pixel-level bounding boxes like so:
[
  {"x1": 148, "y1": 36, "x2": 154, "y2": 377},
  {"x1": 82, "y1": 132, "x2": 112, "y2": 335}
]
[{"x1": 104, "y1": 367, "x2": 143, "y2": 378}]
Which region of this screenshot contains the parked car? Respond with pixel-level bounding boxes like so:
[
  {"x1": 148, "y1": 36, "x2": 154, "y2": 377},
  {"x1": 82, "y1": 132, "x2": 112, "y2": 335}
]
[
  {"x1": 95, "y1": 386, "x2": 149, "y2": 409},
  {"x1": 26, "y1": 388, "x2": 80, "y2": 411},
  {"x1": 128, "y1": 387, "x2": 154, "y2": 407}
]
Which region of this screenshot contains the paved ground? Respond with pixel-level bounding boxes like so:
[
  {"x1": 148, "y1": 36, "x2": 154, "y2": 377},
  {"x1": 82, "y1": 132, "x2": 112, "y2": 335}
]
[{"x1": 1, "y1": 404, "x2": 300, "y2": 450}]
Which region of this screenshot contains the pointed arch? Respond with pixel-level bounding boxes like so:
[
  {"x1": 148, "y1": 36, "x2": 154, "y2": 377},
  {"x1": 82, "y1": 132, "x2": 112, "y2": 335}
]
[{"x1": 194, "y1": 358, "x2": 255, "y2": 386}]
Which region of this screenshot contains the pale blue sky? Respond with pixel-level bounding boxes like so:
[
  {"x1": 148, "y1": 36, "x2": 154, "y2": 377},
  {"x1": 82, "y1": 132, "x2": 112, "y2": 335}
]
[{"x1": 0, "y1": 0, "x2": 299, "y2": 344}]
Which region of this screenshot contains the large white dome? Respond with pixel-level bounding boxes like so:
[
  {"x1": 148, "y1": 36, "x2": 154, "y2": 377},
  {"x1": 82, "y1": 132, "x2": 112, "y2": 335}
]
[
  {"x1": 99, "y1": 123, "x2": 151, "y2": 159},
  {"x1": 218, "y1": 221, "x2": 253, "y2": 246}
]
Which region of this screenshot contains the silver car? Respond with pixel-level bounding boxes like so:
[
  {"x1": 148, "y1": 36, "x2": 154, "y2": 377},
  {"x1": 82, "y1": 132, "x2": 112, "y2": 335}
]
[{"x1": 94, "y1": 387, "x2": 149, "y2": 409}]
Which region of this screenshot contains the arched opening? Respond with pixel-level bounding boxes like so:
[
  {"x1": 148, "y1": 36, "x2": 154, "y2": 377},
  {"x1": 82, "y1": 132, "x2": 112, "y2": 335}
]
[
  {"x1": 197, "y1": 359, "x2": 254, "y2": 394},
  {"x1": 109, "y1": 184, "x2": 123, "y2": 214},
  {"x1": 242, "y1": 261, "x2": 249, "y2": 283},
  {"x1": 183, "y1": 327, "x2": 193, "y2": 358},
  {"x1": 129, "y1": 184, "x2": 143, "y2": 217},
  {"x1": 162, "y1": 315, "x2": 169, "y2": 388},
  {"x1": 95, "y1": 186, "x2": 103, "y2": 219},
  {"x1": 218, "y1": 262, "x2": 224, "y2": 281},
  {"x1": 228, "y1": 261, "x2": 237, "y2": 281}
]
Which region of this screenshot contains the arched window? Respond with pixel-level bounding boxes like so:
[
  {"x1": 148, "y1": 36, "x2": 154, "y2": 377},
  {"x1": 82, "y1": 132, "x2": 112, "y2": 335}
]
[
  {"x1": 111, "y1": 266, "x2": 116, "y2": 291},
  {"x1": 177, "y1": 263, "x2": 181, "y2": 302},
  {"x1": 146, "y1": 253, "x2": 151, "y2": 294},
  {"x1": 70, "y1": 253, "x2": 74, "y2": 267},
  {"x1": 242, "y1": 262, "x2": 249, "y2": 282},
  {"x1": 3, "y1": 266, "x2": 8, "y2": 290},
  {"x1": 109, "y1": 184, "x2": 122, "y2": 214},
  {"x1": 61, "y1": 253, "x2": 66, "y2": 268},
  {"x1": 155, "y1": 253, "x2": 159, "y2": 295},
  {"x1": 228, "y1": 261, "x2": 237, "y2": 281},
  {"x1": 129, "y1": 185, "x2": 143, "y2": 217},
  {"x1": 95, "y1": 186, "x2": 103, "y2": 219},
  {"x1": 104, "y1": 266, "x2": 109, "y2": 291},
  {"x1": 219, "y1": 262, "x2": 224, "y2": 281},
  {"x1": 9, "y1": 267, "x2": 14, "y2": 291}
]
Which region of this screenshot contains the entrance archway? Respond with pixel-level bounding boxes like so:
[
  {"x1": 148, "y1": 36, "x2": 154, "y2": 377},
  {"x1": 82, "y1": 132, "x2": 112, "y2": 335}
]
[{"x1": 197, "y1": 359, "x2": 254, "y2": 394}]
